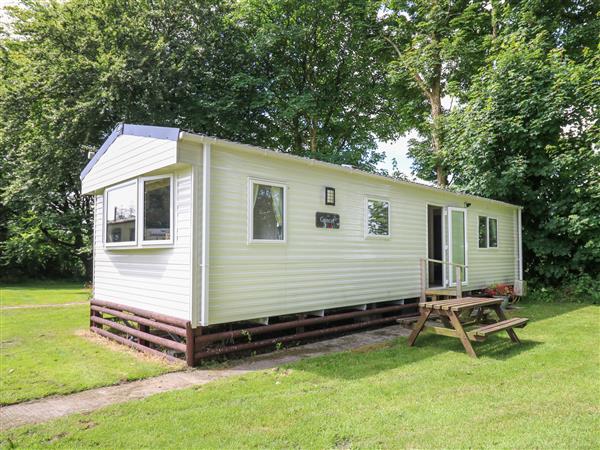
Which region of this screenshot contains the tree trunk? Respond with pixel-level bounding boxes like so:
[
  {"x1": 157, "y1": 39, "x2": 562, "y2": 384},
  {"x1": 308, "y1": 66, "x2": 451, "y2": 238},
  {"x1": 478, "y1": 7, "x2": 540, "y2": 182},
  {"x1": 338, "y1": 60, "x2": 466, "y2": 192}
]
[
  {"x1": 309, "y1": 116, "x2": 317, "y2": 152},
  {"x1": 80, "y1": 253, "x2": 93, "y2": 282},
  {"x1": 430, "y1": 73, "x2": 447, "y2": 187}
]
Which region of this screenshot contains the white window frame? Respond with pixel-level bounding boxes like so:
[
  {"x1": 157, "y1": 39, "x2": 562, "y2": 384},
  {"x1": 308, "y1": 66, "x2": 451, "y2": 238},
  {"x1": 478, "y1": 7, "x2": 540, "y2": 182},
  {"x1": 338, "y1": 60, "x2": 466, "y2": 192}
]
[
  {"x1": 247, "y1": 178, "x2": 287, "y2": 244},
  {"x1": 104, "y1": 179, "x2": 139, "y2": 248},
  {"x1": 139, "y1": 174, "x2": 174, "y2": 246},
  {"x1": 365, "y1": 197, "x2": 391, "y2": 239},
  {"x1": 478, "y1": 215, "x2": 499, "y2": 249}
]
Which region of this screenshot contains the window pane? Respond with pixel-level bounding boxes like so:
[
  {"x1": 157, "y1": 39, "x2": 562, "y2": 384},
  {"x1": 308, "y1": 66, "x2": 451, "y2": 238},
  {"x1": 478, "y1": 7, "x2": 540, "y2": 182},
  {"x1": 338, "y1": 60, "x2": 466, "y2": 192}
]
[
  {"x1": 451, "y1": 210, "x2": 466, "y2": 280},
  {"x1": 144, "y1": 178, "x2": 171, "y2": 241},
  {"x1": 106, "y1": 182, "x2": 137, "y2": 243},
  {"x1": 367, "y1": 200, "x2": 389, "y2": 236},
  {"x1": 478, "y1": 216, "x2": 488, "y2": 248},
  {"x1": 489, "y1": 218, "x2": 498, "y2": 247},
  {"x1": 252, "y1": 184, "x2": 284, "y2": 240}
]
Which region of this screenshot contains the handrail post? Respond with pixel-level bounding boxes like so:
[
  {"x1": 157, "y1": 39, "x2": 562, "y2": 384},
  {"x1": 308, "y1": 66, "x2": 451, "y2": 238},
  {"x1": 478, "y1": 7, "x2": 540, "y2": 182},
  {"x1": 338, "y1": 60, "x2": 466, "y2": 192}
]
[
  {"x1": 455, "y1": 266, "x2": 462, "y2": 299},
  {"x1": 420, "y1": 258, "x2": 426, "y2": 303}
]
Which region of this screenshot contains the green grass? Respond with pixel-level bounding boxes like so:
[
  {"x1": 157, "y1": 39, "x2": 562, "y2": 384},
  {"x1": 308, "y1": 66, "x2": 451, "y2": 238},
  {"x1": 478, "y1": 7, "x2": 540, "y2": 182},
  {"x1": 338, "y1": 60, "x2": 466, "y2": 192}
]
[
  {"x1": 0, "y1": 283, "x2": 180, "y2": 405},
  {"x1": 0, "y1": 281, "x2": 91, "y2": 307},
  {"x1": 2, "y1": 303, "x2": 599, "y2": 449}
]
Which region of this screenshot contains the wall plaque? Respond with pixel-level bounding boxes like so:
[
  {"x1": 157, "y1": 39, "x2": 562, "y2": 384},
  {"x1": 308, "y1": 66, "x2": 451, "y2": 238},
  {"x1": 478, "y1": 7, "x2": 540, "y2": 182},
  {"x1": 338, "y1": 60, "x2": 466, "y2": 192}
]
[{"x1": 316, "y1": 212, "x2": 340, "y2": 229}]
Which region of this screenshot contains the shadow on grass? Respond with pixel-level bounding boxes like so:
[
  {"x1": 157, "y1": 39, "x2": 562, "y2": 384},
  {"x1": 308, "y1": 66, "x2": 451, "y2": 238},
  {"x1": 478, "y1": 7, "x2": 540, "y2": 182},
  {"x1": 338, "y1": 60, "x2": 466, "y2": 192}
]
[{"x1": 293, "y1": 329, "x2": 543, "y2": 381}]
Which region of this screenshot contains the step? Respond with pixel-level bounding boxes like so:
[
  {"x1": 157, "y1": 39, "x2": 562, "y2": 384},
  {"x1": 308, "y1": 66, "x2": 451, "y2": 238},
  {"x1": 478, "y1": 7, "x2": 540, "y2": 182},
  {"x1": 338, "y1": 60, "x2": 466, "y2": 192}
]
[
  {"x1": 468, "y1": 317, "x2": 529, "y2": 339},
  {"x1": 424, "y1": 288, "x2": 458, "y2": 296}
]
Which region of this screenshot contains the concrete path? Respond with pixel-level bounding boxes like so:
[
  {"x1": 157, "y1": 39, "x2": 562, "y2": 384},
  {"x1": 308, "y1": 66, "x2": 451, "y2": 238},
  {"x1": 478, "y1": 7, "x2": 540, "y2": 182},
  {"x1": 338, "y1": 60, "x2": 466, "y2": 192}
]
[
  {"x1": 1, "y1": 302, "x2": 88, "y2": 310},
  {"x1": 0, "y1": 325, "x2": 410, "y2": 430}
]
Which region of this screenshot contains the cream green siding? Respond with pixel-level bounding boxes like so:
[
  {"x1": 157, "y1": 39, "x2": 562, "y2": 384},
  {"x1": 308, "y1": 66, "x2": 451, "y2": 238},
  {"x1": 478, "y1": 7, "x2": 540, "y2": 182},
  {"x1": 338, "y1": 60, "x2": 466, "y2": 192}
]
[
  {"x1": 82, "y1": 134, "x2": 177, "y2": 194},
  {"x1": 92, "y1": 167, "x2": 194, "y2": 320},
  {"x1": 83, "y1": 126, "x2": 521, "y2": 327},
  {"x1": 205, "y1": 143, "x2": 520, "y2": 325}
]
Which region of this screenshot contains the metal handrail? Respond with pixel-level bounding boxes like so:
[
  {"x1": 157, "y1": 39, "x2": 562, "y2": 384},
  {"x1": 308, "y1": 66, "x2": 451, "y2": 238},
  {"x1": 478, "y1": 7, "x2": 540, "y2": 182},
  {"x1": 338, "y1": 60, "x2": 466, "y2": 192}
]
[{"x1": 421, "y1": 257, "x2": 468, "y2": 269}]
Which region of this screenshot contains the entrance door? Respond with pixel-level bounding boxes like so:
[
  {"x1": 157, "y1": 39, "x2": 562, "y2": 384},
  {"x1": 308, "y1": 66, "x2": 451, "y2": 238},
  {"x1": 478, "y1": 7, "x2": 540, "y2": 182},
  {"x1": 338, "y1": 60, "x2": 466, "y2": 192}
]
[
  {"x1": 427, "y1": 205, "x2": 444, "y2": 287},
  {"x1": 448, "y1": 207, "x2": 468, "y2": 285}
]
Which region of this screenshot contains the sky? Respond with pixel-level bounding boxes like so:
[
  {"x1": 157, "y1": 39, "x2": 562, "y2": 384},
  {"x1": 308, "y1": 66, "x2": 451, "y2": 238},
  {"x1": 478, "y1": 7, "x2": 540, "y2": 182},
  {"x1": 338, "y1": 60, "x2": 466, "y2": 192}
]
[{"x1": 376, "y1": 132, "x2": 417, "y2": 176}]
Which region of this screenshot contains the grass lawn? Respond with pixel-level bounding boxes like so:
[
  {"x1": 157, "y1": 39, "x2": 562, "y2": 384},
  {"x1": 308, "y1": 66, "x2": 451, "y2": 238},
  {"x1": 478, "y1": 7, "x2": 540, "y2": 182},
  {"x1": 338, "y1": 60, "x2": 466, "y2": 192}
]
[
  {"x1": 2, "y1": 302, "x2": 598, "y2": 448},
  {"x1": 0, "y1": 283, "x2": 180, "y2": 405},
  {"x1": 0, "y1": 281, "x2": 91, "y2": 307}
]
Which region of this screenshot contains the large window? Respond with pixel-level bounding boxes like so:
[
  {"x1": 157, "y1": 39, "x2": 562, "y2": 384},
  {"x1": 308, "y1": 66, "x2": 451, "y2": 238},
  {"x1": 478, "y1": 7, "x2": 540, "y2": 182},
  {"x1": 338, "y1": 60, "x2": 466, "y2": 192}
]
[
  {"x1": 105, "y1": 181, "x2": 138, "y2": 244},
  {"x1": 104, "y1": 175, "x2": 173, "y2": 248},
  {"x1": 250, "y1": 180, "x2": 285, "y2": 242},
  {"x1": 478, "y1": 216, "x2": 498, "y2": 248},
  {"x1": 143, "y1": 176, "x2": 172, "y2": 242},
  {"x1": 366, "y1": 199, "x2": 390, "y2": 237}
]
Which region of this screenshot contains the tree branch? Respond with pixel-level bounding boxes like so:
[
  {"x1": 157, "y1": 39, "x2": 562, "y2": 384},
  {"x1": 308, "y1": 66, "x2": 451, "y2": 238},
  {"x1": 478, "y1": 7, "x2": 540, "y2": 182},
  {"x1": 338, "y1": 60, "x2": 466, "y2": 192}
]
[
  {"x1": 382, "y1": 34, "x2": 431, "y2": 99},
  {"x1": 39, "y1": 227, "x2": 77, "y2": 249}
]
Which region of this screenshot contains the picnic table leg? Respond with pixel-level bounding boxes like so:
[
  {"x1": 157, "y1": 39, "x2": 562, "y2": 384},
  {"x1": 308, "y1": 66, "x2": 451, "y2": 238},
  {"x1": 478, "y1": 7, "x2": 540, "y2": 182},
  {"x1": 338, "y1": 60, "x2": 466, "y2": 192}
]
[
  {"x1": 492, "y1": 305, "x2": 521, "y2": 344},
  {"x1": 447, "y1": 310, "x2": 478, "y2": 358},
  {"x1": 407, "y1": 309, "x2": 432, "y2": 347}
]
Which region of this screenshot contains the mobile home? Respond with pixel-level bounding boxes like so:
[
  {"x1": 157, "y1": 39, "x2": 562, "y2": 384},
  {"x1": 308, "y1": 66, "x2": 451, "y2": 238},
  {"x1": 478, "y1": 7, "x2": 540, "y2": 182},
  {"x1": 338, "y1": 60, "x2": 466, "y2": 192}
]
[{"x1": 81, "y1": 123, "x2": 523, "y2": 364}]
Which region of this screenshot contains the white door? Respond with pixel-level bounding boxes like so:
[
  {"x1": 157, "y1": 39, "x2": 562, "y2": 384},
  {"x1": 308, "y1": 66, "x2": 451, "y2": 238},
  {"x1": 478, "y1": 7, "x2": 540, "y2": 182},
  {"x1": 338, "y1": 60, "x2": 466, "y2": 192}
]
[{"x1": 447, "y1": 207, "x2": 468, "y2": 285}]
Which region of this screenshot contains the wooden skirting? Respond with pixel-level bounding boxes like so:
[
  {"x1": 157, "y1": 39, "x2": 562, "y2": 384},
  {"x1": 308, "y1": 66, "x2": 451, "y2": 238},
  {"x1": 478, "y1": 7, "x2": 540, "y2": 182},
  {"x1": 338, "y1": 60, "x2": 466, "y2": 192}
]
[
  {"x1": 89, "y1": 299, "x2": 418, "y2": 366},
  {"x1": 89, "y1": 299, "x2": 191, "y2": 364}
]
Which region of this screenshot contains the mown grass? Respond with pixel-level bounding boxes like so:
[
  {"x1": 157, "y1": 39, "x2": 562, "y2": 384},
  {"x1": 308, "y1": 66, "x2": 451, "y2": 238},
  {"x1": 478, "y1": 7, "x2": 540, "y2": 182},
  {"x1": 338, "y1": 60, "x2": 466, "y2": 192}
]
[
  {"x1": 0, "y1": 283, "x2": 180, "y2": 405},
  {"x1": 2, "y1": 303, "x2": 598, "y2": 449},
  {"x1": 0, "y1": 281, "x2": 91, "y2": 307}
]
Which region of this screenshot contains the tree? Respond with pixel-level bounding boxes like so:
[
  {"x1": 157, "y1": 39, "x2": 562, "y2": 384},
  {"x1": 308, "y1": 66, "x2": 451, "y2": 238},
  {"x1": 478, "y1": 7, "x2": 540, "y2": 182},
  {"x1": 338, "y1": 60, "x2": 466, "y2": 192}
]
[
  {"x1": 231, "y1": 0, "x2": 404, "y2": 170},
  {"x1": 0, "y1": 0, "x2": 403, "y2": 278},
  {"x1": 443, "y1": 30, "x2": 600, "y2": 284},
  {"x1": 380, "y1": 0, "x2": 494, "y2": 186},
  {"x1": 0, "y1": 0, "x2": 246, "y2": 278}
]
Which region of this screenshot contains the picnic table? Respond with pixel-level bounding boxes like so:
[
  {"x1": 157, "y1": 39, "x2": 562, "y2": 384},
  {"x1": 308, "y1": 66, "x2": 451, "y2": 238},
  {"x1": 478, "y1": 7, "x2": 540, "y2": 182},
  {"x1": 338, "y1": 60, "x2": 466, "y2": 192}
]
[{"x1": 405, "y1": 297, "x2": 528, "y2": 358}]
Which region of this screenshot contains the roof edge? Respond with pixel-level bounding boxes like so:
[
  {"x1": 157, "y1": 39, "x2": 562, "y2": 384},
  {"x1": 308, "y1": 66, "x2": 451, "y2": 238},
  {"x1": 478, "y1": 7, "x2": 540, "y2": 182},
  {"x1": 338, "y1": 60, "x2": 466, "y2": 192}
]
[
  {"x1": 80, "y1": 123, "x2": 180, "y2": 180},
  {"x1": 179, "y1": 131, "x2": 522, "y2": 210}
]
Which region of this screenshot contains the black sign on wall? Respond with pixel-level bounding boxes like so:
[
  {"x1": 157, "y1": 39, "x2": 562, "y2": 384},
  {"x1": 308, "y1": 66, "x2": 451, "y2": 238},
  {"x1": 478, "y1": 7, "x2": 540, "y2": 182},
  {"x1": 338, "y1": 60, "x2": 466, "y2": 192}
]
[{"x1": 316, "y1": 212, "x2": 340, "y2": 229}]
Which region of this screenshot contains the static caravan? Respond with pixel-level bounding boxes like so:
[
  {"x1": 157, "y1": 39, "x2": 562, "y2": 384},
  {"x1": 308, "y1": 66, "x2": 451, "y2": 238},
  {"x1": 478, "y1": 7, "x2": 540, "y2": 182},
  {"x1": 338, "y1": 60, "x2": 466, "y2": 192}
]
[{"x1": 81, "y1": 123, "x2": 524, "y2": 365}]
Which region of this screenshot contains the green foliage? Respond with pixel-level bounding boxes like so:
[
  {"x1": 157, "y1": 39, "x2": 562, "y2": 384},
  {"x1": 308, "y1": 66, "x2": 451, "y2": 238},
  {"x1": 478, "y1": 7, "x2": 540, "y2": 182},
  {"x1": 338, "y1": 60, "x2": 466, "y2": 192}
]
[
  {"x1": 525, "y1": 274, "x2": 600, "y2": 304},
  {"x1": 442, "y1": 26, "x2": 600, "y2": 284},
  {"x1": 381, "y1": 0, "x2": 494, "y2": 184},
  {"x1": 231, "y1": 0, "x2": 401, "y2": 169},
  {"x1": 0, "y1": 0, "x2": 402, "y2": 278}
]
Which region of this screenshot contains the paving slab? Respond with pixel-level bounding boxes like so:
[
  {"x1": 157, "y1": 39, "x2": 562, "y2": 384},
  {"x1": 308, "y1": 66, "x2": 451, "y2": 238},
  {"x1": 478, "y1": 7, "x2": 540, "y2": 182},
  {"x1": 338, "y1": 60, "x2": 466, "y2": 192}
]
[{"x1": 0, "y1": 325, "x2": 410, "y2": 430}]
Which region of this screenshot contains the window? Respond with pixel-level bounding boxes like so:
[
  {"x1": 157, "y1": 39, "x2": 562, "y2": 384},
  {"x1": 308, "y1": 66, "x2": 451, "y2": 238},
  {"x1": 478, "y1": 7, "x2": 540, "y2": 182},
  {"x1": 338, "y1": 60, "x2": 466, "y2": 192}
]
[
  {"x1": 489, "y1": 218, "x2": 498, "y2": 247},
  {"x1": 104, "y1": 175, "x2": 174, "y2": 248},
  {"x1": 143, "y1": 176, "x2": 172, "y2": 242},
  {"x1": 105, "y1": 180, "x2": 137, "y2": 245},
  {"x1": 250, "y1": 180, "x2": 285, "y2": 242},
  {"x1": 478, "y1": 216, "x2": 498, "y2": 248},
  {"x1": 366, "y1": 199, "x2": 390, "y2": 237},
  {"x1": 478, "y1": 216, "x2": 488, "y2": 248}
]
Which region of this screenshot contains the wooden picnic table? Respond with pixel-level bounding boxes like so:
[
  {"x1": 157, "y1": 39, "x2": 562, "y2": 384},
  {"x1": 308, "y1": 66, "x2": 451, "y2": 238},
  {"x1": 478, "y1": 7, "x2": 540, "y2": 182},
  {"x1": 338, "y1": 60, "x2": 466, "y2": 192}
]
[{"x1": 406, "y1": 297, "x2": 528, "y2": 358}]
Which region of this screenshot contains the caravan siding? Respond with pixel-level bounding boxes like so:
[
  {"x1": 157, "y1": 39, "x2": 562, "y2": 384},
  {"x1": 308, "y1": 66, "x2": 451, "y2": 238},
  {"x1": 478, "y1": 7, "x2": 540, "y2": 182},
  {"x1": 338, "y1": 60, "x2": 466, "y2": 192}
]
[
  {"x1": 92, "y1": 167, "x2": 194, "y2": 320},
  {"x1": 82, "y1": 134, "x2": 177, "y2": 194},
  {"x1": 207, "y1": 144, "x2": 518, "y2": 325}
]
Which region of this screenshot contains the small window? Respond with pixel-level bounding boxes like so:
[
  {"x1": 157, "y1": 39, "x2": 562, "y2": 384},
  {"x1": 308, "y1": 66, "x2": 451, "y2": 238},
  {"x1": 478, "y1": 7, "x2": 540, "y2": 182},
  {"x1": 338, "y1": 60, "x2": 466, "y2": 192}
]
[
  {"x1": 366, "y1": 199, "x2": 390, "y2": 236},
  {"x1": 489, "y1": 218, "x2": 498, "y2": 247},
  {"x1": 478, "y1": 216, "x2": 488, "y2": 248},
  {"x1": 105, "y1": 180, "x2": 137, "y2": 244},
  {"x1": 250, "y1": 181, "x2": 285, "y2": 241},
  {"x1": 143, "y1": 176, "x2": 172, "y2": 242},
  {"x1": 478, "y1": 216, "x2": 498, "y2": 248}
]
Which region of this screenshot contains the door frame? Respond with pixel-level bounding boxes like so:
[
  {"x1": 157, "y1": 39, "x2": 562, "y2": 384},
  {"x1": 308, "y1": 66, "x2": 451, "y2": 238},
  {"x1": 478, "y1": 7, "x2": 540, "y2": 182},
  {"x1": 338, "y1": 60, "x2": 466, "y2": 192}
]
[
  {"x1": 447, "y1": 207, "x2": 469, "y2": 286},
  {"x1": 425, "y1": 203, "x2": 448, "y2": 288}
]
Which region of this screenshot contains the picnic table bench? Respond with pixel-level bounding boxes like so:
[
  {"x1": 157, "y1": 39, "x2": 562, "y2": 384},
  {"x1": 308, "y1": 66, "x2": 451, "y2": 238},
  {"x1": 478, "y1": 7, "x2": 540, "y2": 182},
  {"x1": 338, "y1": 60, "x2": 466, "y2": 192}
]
[{"x1": 404, "y1": 297, "x2": 528, "y2": 358}]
